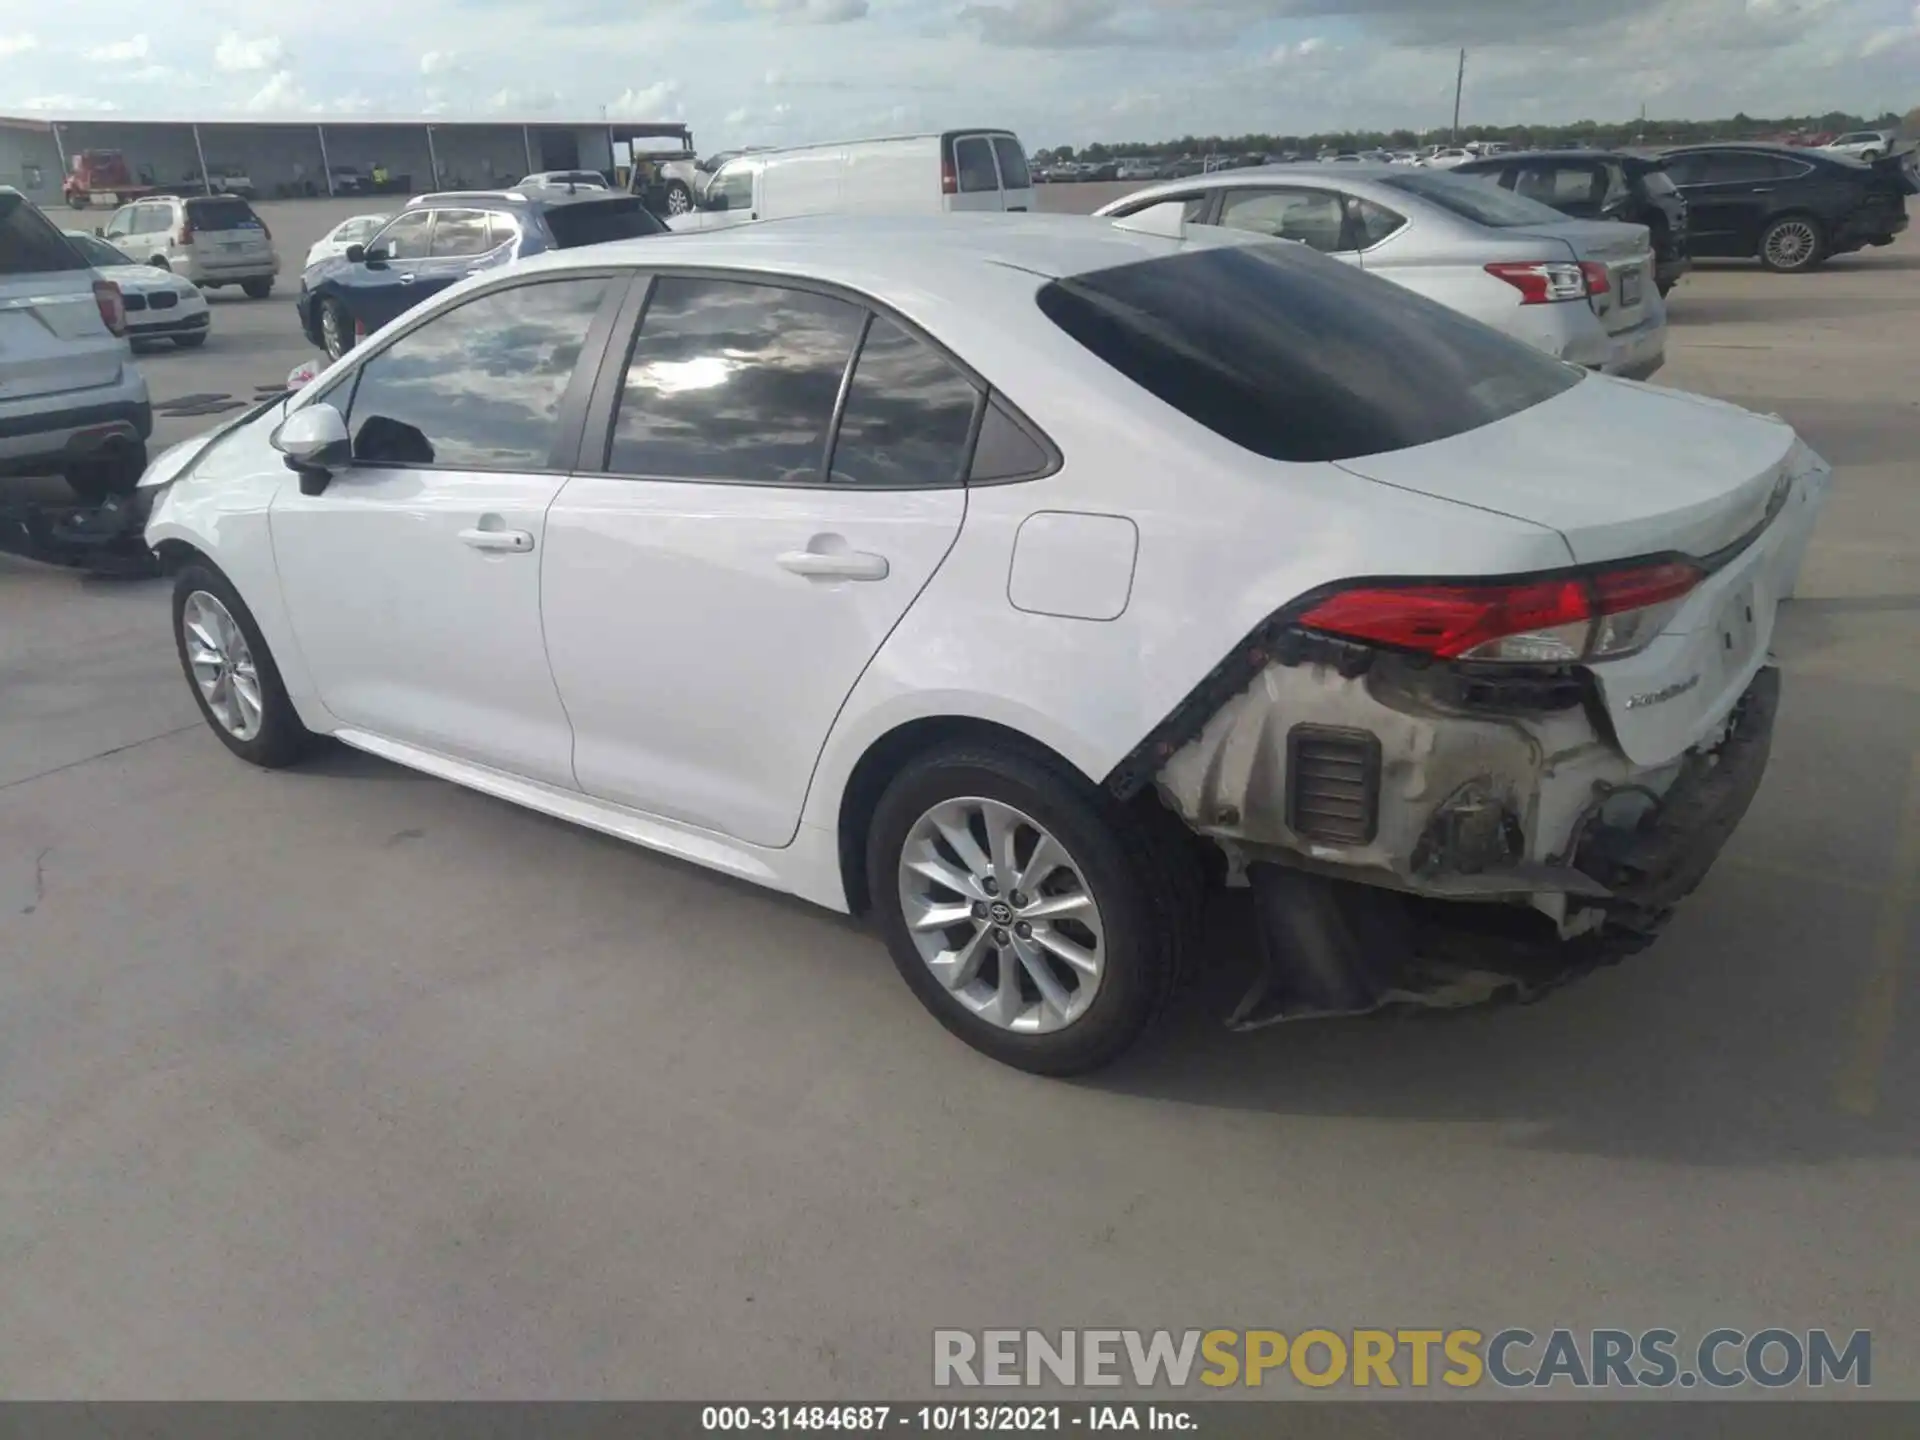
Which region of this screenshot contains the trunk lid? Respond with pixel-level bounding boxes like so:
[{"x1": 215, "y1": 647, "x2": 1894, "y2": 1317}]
[
  {"x1": 1505, "y1": 217, "x2": 1656, "y2": 335},
  {"x1": 1338, "y1": 377, "x2": 1817, "y2": 766},
  {"x1": 1333, "y1": 374, "x2": 1795, "y2": 565},
  {"x1": 0, "y1": 193, "x2": 124, "y2": 401}
]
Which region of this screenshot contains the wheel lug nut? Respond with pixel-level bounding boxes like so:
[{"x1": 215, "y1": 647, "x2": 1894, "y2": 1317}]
[
  {"x1": 1016, "y1": 921, "x2": 1032, "y2": 939},
  {"x1": 1010, "y1": 890, "x2": 1028, "y2": 908},
  {"x1": 993, "y1": 927, "x2": 1010, "y2": 946},
  {"x1": 972, "y1": 901, "x2": 989, "y2": 920},
  {"x1": 982, "y1": 877, "x2": 999, "y2": 896}
]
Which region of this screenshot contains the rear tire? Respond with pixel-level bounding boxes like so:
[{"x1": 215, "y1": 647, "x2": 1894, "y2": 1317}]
[
  {"x1": 866, "y1": 741, "x2": 1194, "y2": 1075},
  {"x1": 665, "y1": 180, "x2": 693, "y2": 216},
  {"x1": 241, "y1": 278, "x2": 273, "y2": 299},
  {"x1": 63, "y1": 443, "x2": 147, "y2": 504},
  {"x1": 320, "y1": 298, "x2": 352, "y2": 360},
  {"x1": 1860, "y1": 150, "x2": 1880, "y2": 163},
  {"x1": 1759, "y1": 214, "x2": 1826, "y2": 273},
  {"x1": 171, "y1": 561, "x2": 313, "y2": 769}
]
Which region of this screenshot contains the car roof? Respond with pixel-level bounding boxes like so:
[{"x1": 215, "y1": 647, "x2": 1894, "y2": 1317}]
[{"x1": 1456, "y1": 148, "x2": 1637, "y2": 164}]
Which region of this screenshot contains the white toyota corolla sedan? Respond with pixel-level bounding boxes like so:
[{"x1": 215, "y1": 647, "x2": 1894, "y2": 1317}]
[{"x1": 141, "y1": 213, "x2": 1830, "y2": 1074}]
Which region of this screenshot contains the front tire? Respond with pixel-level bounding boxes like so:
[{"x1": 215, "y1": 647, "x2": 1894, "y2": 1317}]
[
  {"x1": 867, "y1": 742, "x2": 1192, "y2": 1075},
  {"x1": 242, "y1": 277, "x2": 273, "y2": 299},
  {"x1": 665, "y1": 180, "x2": 693, "y2": 216},
  {"x1": 171, "y1": 562, "x2": 312, "y2": 768},
  {"x1": 1759, "y1": 214, "x2": 1826, "y2": 272},
  {"x1": 319, "y1": 298, "x2": 352, "y2": 360}
]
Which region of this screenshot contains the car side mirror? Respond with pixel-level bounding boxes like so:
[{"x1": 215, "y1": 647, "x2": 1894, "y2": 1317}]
[{"x1": 271, "y1": 403, "x2": 351, "y2": 495}]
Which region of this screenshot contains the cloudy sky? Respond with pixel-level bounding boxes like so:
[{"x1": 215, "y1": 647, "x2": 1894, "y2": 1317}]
[{"x1": 1, "y1": 0, "x2": 1915, "y2": 148}]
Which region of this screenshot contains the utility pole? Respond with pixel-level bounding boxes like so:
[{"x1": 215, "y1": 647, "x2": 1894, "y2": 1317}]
[{"x1": 1451, "y1": 49, "x2": 1466, "y2": 143}]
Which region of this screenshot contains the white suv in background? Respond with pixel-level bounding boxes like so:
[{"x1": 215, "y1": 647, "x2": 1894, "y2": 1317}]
[
  {"x1": 1820, "y1": 130, "x2": 1895, "y2": 162},
  {"x1": 96, "y1": 193, "x2": 280, "y2": 297},
  {"x1": 0, "y1": 187, "x2": 150, "y2": 501}
]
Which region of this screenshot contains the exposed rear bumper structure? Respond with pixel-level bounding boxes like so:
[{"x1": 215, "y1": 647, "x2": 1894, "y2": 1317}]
[{"x1": 1225, "y1": 665, "x2": 1779, "y2": 1027}]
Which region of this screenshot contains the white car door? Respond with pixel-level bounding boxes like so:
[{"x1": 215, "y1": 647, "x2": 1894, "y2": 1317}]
[
  {"x1": 541, "y1": 274, "x2": 978, "y2": 848},
  {"x1": 269, "y1": 273, "x2": 621, "y2": 787}
]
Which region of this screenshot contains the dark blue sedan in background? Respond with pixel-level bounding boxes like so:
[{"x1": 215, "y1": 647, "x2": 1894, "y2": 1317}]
[{"x1": 296, "y1": 189, "x2": 667, "y2": 359}]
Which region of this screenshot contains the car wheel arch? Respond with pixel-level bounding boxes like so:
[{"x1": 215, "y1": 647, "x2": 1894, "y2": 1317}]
[{"x1": 834, "y1": 715, "x2": 1097, "y2": 917}]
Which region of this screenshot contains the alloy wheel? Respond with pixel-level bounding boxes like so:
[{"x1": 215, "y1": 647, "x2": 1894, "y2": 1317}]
[
  {"x1": 896, "y1": 797, "x2": 1106, "y2": 1034},
  {"x1": 321, "y1": 303, "x2": 344, "y2": 359},
  {"x1": 181, "y1": 590, "x2": 265, "y2": 741},
  {"x1": 1764, "y1": 220, "x2": 1817, "y2": 270},
  {"x1": 667, "y1": 185, "x2": 692, "y2": 215}
]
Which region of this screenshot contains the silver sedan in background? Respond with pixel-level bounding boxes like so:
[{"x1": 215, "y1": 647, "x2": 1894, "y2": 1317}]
[{"x1": 1098, "y1": 165, "x2": 1667, "y2": 378}]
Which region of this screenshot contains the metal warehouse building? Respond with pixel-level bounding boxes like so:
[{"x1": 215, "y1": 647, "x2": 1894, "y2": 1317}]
[{"x1": 0, "y1": 112, "x2": 690, "y2": 205}]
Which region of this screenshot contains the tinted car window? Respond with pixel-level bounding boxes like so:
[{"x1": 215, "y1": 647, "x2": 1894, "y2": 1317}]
[
  {"x1": 1513, "y1": 162, "x2": 1602, "y2": 207},
  {"x1": 1218, "y1": 188, "x2": 1350, "y2": 251},
  {"x1": 540, "y1": 195, "x2": 667, "y2": 248},
  {"x1": 1677, "y1": 151, "x2": 1804, "y2": 185},
  {"x1": 186, "y1": 196, "x2": 262, "y2": 231},
  {"x1": 609, "y1": 277, "x2": 864, "y2": 484},
  {"x1": 430, "y1": 209, "x2": 492, "y2": 257},
  {"x1": 346, "y1": 277, "x2": 609, "y2": 469},
  {"x1": 375, "y1": 211, "x2": 433, "y2": 260},
  {"x1": 828, "y1": 315, "x2": 981, "y2": 487},
  {"x1": 1351, "y1": 197, "x2": 1407, "y2": 246},
  {"x1": 970, "y1": 399, "x2": 1052, "y2": 482},
  {"x1": 955, "y1": 137, "x2": 998, "y2": 194},
  {"x1": 67, "y1": 232, "x2": 132, "y2": 267},
  {"x1": 1379, "y1": 170, "x2": 1568, "y2": 227},
  {"x1": 1115, "y1": 195, "x2": 1211, "y2": 226},
  {"x1": 0, "y1": 194, "x2": 89, "y2": 273},
  {"x1": 1036, "y1": 244, "x2": 1581, "y2": 465},
  {"x1": 992, "y1": 137, "x2": 1031, "y2": 190}
]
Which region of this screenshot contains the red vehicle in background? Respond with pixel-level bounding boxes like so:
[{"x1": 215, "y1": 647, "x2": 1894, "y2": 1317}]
[{"x1": 63, "y1": 150, "x2": 161, "y2": 209}]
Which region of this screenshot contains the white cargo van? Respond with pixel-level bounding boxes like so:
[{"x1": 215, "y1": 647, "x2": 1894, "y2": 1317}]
[{"x1": 673, "y1": 129, "x2": 1034, "y2": 230}]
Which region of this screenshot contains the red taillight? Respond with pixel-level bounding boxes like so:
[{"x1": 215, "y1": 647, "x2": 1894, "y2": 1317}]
[
  {"x1": 1299, "y1": 561, "x2": 1705, "y2": 664},
  {"x1": 92, "y1": 279, "x2": 126, "y2": 338},
  {"x1": 1578, "y1": 260, "x2": 1610, "y2": 296},
  {"x1": 941, "y1": 157, "x2": 957, "y2": 196},
  {"x1": 178, "y1": 219, "x2": 195, "y2": 245},
  {"x1": 1485, "y1": 260, "x2": 1588, "y2": 304}
]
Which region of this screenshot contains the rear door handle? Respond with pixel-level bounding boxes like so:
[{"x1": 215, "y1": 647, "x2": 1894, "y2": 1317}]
[
  {"x1": 777, "y1": 549, "x2": 889, "y2": 581},
  {"x1": 459, "y1": 526, "x2": 534, "y2": 553}
]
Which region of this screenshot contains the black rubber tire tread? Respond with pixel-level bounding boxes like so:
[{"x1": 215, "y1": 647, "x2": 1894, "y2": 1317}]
[
  {"x1": 866, "y1": 740, "x2": 1195, "y2": 1075},
  {"x1": 171, "y1": 560, "x2": 314, "y2": 769},
  {"x1": 241, "y1": 278, "x2": 273, "y2": 299}
]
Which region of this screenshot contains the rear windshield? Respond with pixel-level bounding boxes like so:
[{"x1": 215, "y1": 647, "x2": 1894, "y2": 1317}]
[
  {"x1": 1378, "y1": 170, "x2": 1569, "y2": 227},
  {"x1": 186, "y1": 196, "x2": 263, "y2": 230},
  {"x1": 992, "y1": 137, "x2": 1032, "y2": 190},
  {"x1": 540, "y1": 195, "x2": 668, "y2": 248},
  {"x1": 0, "y1": 193, "x2": 88, "y2": 274},
  {"x1": 1036, "y1": 244, "x2": 1581, "y2": 465}
]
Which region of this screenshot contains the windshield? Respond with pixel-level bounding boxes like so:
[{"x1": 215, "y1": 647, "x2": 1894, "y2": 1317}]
[
  {"x1": 1036, "y1": 243, "x2": 1581, "y2": 465},
  {"x1": 1381, "y1": 170, "x2": 1570, "y2": 227},
  {"x1": 67, "y1": 232, "x2": 132, "y2": 267}
]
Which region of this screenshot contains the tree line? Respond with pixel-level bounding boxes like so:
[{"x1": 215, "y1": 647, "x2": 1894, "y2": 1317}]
[{"x1": 1036, "y1": 107, "x2": 1920, "y2": 162}]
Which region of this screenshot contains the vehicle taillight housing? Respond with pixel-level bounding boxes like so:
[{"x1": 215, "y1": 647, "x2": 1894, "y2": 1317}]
[
  {"x1": 1297, "y1": 560, "x2": 1704, "y2": 664},
  {"x1": 92, "y1": 279, "x2": 126, "y2": 338},
  {"x1": 940, "y1": 156, "x2": 958, "y2": 195},
  {"x1": 1578, "y1": 260, "x2": 1610, "y2": 296},
  {"x1": 178, "y1": 218, "x2": 195, "y2": 245},
  {"x1": 1485, "y1": 260, "x2": 1589, "y2": 304}
]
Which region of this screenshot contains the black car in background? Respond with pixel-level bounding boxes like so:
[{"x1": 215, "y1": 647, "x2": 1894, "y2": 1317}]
[
  {"x1": 1454, "y1": 149, "x2": 1692, "y2": 295},
  {"x1": 1655, "y1": 143, "x2": 1915, "y2": 272}
]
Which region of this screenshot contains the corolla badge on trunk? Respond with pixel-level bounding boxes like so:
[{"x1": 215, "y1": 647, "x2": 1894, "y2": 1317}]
[{"x1": 1625, "y1": 674, "x2": 1702, "y2": 710}]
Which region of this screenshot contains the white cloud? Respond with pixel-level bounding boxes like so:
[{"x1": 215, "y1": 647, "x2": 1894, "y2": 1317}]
[
  {"x1": 215, "y1": 33, "x2": 284, "y2": 72},
  {"x1": 748, "y1": 0, "x2": 871, "y2": 20},
  {"x1": 1859, "y1": 1, "x2": 1920, "y2": 54},
  {"x1": 0, "y1": 32, "x2": 38, "y2": 59},
  {"x1": 244, "y1": 70, "x2": 305, "y2": 111},
  {"x1": 607, "y1": 80, "x2": 683, "y2": 119},
  {"x1": 86, "y1": 35, "x2": 148, "y2": 63},
  {"x1": 486, "y1": 86, "x2": 558, "y2": 112},
  {"x1": 17, "y1": 94, "x2": 117, "y2": 111},
  {"x1": 725, "y1": 106, "x2": 752, "y2": 125},
  {"x1": 420, "y1": 49, "x2": 461, "y2": 76}
]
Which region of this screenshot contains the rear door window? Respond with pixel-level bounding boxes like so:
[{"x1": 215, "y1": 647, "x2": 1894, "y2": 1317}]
[
  {"x1": 429, "y1": 209, "x2": 492, "y2": 257},
  {"x1": 1512, "y1": 162, "x2": 1603, "y2": 208},
  {"x1": 827, "y1": 315, "x2": 981, "y2": 487},
  {"x1": 954, "y1": 138, "x2": 999, "y2": 194},
  {"x1": 1036, "y1": 244, "x2": 1581, "y2": 465},
  {"x1": 608, "y1": 276, "x2": 865, "y2": 484},
  {"x1": 991, "y1": 137, "x2": 1031, "y2": 191},
  {"x1": 186, "y1": 196, "x2": 262, "y2": 232},
  {"x1": 0, "y1": 193, "x2": 88, "y2": 273},
  {"x1": 1218, "y1": 188, "x2": 1352, "y2": 252}
]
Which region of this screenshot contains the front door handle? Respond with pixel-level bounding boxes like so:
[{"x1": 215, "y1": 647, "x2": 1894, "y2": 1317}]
[
  {"x1": 777, "y1": 549, "x2": 889, "y2": 581},
  {"x1": 398, "y1": 273, "x2": 417, "y2": 284},
  {"x1": 459, "y1": 526, "x2": 534, "y2": 553}
]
